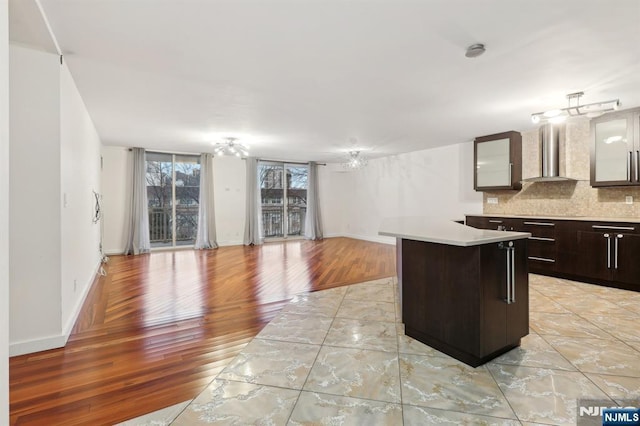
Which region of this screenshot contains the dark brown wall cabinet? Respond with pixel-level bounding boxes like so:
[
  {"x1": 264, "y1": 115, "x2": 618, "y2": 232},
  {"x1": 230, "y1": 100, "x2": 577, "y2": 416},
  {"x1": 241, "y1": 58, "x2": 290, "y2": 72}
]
[
  {"x1": 401, "y1": 238, "x2": 528, "y2": 367},
  {"x1": 474, "y1": 131, "x2": 522, "y2": 191},
  {"x1": 591, "y1": 107, "x2": 640, "y2": 187}
]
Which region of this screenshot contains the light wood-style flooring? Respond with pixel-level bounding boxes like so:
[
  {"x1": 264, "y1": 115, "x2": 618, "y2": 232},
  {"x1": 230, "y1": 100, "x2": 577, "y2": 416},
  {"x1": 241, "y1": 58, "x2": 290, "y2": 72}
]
[{"x1": 9, "y1": 237, "x2": 396, "y2": 425}]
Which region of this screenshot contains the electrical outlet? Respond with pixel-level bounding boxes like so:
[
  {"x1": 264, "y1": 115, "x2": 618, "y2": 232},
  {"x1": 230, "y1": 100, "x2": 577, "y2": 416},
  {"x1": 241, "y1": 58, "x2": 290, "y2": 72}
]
[
  {"x1": 487, "y1": 197, "x2": 499, "y2": 204},
  {"x1": 625, "y1": 196, "x2": 633, "y2": 204}
]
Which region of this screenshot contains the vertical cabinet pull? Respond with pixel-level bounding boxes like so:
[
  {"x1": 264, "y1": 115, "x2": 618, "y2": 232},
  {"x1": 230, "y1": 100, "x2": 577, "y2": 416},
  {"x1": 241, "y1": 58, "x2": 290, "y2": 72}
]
[
  {"x1": 505, "y1": 245, "x2": 511, "y2": 304},
  {"x1": 628, "y1": 152, "x2": 632, "y2": 182},
  {"x1": 615, "y1": 234, "x2": 623, "y2": 269},
  {"x1": 636, "y1": 151, "x2": 639, "y2": 182},
  {"x1": 510, "y1": 244, "x2": 515, "y2": 303},
  {"x1": 604, "y1": 233, "x2": 611, "y2": 269},
  {"x1": 499, "y1": 241, "x2": 515, "y2": 304}
]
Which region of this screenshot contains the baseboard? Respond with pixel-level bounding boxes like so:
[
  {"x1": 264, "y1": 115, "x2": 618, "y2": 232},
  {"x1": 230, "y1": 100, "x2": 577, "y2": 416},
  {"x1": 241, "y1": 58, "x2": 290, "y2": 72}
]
[
  {"x1": 217, "y1": 239, "x2": 243, "y2": 247},
  {"x1": 104, "y1": 248, "x2": 124, "y2": 256},
  {"x1": 9, "y1": 334, "x2": 67, "y2": 357},
  {"x1": 9, "y1": 259, "x2": 102, "y2": 357},
  {"x1": 341, "y1": 233, "x2": 396, "y2": 245},
  {"x1": 62, "y1": 259, "x2": 102, "y2": 340}
]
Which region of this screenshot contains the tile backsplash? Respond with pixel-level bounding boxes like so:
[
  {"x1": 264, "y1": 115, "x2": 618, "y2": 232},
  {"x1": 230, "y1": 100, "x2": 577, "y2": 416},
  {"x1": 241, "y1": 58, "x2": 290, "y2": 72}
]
[{"x1": 483, "y1": 117, "x2": 640, "y2": 218}]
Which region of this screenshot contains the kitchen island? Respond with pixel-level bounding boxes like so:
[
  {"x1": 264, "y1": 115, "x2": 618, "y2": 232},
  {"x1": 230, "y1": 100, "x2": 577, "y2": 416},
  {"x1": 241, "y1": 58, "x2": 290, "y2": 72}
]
[{"x1": 380, "y1": 217, "x2": 531, "y2": 367}]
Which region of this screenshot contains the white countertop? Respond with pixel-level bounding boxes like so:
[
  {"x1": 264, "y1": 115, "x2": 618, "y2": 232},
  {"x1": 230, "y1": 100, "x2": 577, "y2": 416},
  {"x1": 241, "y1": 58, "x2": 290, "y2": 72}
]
[
  {"x1": 465, "y1": 213, "x2": 640, "y2": 224},
  {"x1": 379, "y1": 217, "x2": 530, "y2": 247}
]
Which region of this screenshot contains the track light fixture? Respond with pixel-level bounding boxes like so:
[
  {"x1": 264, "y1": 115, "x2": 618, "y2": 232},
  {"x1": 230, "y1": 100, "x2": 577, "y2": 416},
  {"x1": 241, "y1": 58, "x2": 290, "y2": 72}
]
[{"x1": 531, "y1": 92, "x2": 620, "y2": 124}]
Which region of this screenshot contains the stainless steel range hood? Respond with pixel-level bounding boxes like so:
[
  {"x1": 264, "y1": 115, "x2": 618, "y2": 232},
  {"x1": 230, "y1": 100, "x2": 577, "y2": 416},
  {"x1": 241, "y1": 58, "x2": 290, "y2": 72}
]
[{"x1": 523, "y1": 123, "x2": 575, "y2": 182}]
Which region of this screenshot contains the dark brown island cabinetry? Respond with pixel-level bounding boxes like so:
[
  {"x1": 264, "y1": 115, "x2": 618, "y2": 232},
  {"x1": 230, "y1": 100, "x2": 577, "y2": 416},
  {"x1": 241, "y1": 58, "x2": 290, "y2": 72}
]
[
  {"x1": 400, "y1": 238, "x2": 528, "y2": 367},
  {"x1": 466, "y1": 215, "x2": 640, "y2": 291}
]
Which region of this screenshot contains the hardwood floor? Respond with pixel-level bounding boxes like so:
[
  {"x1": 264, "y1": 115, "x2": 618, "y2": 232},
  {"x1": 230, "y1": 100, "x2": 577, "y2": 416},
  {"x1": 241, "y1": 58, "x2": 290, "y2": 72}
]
[{"x1": 9, "y1": 237, "x2": 396, "y2": 425}]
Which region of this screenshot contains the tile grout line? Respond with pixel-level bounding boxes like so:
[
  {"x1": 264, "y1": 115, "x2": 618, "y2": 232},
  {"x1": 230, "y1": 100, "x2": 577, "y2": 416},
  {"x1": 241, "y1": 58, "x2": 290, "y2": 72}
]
[{"x1": 284, "y1": 282, "x2": 349, "y2": 424}]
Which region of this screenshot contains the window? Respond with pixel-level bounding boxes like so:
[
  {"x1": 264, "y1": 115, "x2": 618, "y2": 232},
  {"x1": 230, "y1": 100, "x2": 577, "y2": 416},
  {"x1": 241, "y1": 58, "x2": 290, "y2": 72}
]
[
  {"x1": 259, "y1": 161, "x2": 308, "y2": 239},
  {"x1": 146, "y1": 152, "x2": 201, "y2": 248}
]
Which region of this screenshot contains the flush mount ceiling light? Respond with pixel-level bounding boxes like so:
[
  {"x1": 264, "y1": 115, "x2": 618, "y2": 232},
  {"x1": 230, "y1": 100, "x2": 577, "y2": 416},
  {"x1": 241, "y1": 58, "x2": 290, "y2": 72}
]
[
  {"x1": 343, "y1": 151, "x2": 368, "y2": 170},
  {"x1": 531, "y1": 92, "x2": 620, "y2": 124},
  {"x1": 213, "y1": 137, "x2": 249, "y2": 157},
  {"x1": 465, "y1": 43, "x2": 486, "y2": 58}
]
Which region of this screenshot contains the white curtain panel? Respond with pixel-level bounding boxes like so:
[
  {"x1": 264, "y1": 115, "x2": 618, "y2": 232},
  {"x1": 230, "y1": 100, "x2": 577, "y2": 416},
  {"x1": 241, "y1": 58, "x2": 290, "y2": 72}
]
[
  {"x1": 194, "y1": 153, "x2": 218, "y2": 249},
  {"x1": 124, "y1": 148, "x2": 151, "y2": 255},
  {"x1": 243, "y1": 157, "x2": 263, "y2": 245},
  {"x1": 304, "y1": 161, "x2": 323, "y2": 240}
]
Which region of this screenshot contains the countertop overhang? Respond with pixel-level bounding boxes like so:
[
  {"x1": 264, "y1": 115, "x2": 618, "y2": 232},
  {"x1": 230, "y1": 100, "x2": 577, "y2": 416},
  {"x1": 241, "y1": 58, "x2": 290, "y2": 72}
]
[{"x1": 379, "y1": 217, "x2": 530, "y2": 247}]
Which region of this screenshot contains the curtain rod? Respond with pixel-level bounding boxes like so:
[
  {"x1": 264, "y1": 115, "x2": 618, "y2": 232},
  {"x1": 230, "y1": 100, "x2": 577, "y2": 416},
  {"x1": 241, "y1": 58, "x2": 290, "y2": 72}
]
[
  {"x1": 130, "y1": 148, "x2": 203, "y2": 156},
  {"x1": 243, "y1": 158, "x2": 326, "y2": 166},
  {"x1": 131, "y1": 149, "x2": 326, "y2": 165}
]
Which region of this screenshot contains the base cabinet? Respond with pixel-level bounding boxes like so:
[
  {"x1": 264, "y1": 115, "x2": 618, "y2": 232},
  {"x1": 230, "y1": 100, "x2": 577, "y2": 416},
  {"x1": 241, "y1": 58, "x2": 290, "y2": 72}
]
[
  {"x1": 401, "y1": 238, "x2": 528, "y2": 367},
  {"x1": 577, "y1": 230, "x2": 640, "y2": 286},
  {"x1": 466, "y1": 215, "x2": 640, "y2": 291}
]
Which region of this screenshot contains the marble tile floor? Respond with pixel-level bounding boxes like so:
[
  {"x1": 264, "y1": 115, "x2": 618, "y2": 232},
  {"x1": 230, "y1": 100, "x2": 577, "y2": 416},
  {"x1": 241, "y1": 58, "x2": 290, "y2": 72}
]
[{"x1": 118, "y1": 274, "x2": 640, "y2": 426}]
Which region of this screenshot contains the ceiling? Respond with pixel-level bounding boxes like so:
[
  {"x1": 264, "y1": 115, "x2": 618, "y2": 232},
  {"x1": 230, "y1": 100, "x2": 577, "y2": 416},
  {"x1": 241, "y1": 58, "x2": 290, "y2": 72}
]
[{"x1": 9, "y1": 0, "x2": 640, "y2": 163}]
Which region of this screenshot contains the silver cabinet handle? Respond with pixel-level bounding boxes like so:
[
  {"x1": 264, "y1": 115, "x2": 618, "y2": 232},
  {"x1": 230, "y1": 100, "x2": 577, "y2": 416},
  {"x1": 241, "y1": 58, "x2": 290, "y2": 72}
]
[
  {"x1": 528, "y1": 236, "x2": 555, "y2": 242},
  {"x1": 628, "y1": 151, "x2": 632, "y2": 182},
  {"x1": 528, "y1": 256, "x2": 556, "y2": 263},
  {"x1": 605, "y1": 233, "x2": 611, "y2": 269},
  {"x1": 489, "y1": 220, "x2": 503, "y2": 223},
  {"x1": 509, "y1": 162, "x2": 512, "y2": 185},
  {"x1": 510, "y1": 244, "x2": 515, "y2": 303},
  {"x1": 636, "y1": 151, "x2": 639, "y2": 182},
  {"x1": 499, "y1": 241, "x2": 515, "y2": 304},
  {"x1": 615, "y1": 234, "x2": 623, "y2": 269},
  {"x1": 592, "y1": 225, "x2": 635, "y2": 231},
  {"x1": 523, "y1": 221, "x2": 555, "y2": 227},
  {"x1": 505, "y1": 244, "x2": 511, "y2": 304}
]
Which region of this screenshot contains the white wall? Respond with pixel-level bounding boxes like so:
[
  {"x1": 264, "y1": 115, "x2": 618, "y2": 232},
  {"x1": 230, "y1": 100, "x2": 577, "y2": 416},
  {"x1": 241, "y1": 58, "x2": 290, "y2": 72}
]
[
  {"x1": 101, "y1": 149, "x2": 248, "y2": 252},
  {"x1": 318, "y1": 164, "x2": 349, "y2": 237},
  {"x1": 101, "y1": 146, "x2": 131, "y2": 254},
  {"x1": 1, "y1": 0, "x2": 10, "y2": 421},
  {"x1": 9, "y1": 45, "x2": 102, "y2": 355},
  {"x1": 9, "y1": 45, "x2": 62, "y2": 350},
  {"x1": 323, "y1": 142, "x2": 483, "y2": 244},
  {"x1": 213, "y1": 156, "x2": 245, "y2": 246},
  {"x1": 59, "y1": 62, "x2": 102, "y2": 334}
]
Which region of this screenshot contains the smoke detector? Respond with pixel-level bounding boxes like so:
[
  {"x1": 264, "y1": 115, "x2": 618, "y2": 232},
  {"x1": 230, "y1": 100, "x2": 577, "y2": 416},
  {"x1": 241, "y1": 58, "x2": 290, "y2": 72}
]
[{"x1": 465, "y1": 43, "x2": 486, "y2": 58}]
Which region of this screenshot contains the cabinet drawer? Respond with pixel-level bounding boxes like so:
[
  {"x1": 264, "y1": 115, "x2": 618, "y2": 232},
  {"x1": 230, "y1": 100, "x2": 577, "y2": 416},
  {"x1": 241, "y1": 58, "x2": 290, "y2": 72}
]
[
  {"x1": 528, "y1": 239, "x2": 556, "y2": 260},
  {"x1": 522, "y1": 221, "x2": 556, "y2": 238}
]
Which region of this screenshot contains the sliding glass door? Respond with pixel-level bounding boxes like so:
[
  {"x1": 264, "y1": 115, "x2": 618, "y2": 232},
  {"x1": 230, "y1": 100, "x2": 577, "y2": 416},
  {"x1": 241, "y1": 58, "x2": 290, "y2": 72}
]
[
  {"x1": 146, "y1": 152, "x2": 201, "y2": 248},
  {"x1": 259, "y1": 161, "x2": 308, "y2": 239}
]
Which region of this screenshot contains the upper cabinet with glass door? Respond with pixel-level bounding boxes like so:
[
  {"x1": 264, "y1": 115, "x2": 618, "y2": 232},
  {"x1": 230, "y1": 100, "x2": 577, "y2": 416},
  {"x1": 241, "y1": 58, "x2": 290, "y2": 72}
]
[
  {"x1": 474, "y1": 131, "x2": 522, "y2": 191},
  {"x1": 591, "y1": 107, "x2": 640, "y2": 187}
]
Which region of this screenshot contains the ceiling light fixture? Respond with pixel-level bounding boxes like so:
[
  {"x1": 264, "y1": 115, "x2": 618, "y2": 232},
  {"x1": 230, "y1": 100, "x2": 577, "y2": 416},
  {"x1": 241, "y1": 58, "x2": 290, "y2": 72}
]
[
  {"x1": 213, "y1": 137, "x2": 249, "y2": 158},
  {"x1": 531, "y1": 92, "x2": 620, "y2": 124},
  {"x1": 465, "y1": 43, "x2": 486, "y2": 58},
  {"x1": 343, "y1": 151, "x2": 368, "y2": 170}
]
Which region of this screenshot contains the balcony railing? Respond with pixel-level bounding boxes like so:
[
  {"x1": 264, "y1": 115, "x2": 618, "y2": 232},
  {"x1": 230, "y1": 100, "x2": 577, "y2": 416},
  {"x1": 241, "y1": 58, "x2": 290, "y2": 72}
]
[
  {"x1": 149, "y1": 206, "x2": 199, "y2": 246},
  {"x1": 261, "y1": 205, "x2": 306, "y2": 238}
]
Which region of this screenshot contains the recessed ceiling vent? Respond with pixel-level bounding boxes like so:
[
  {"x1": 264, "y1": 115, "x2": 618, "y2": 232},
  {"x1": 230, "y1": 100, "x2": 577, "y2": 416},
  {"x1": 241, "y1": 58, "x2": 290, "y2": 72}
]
[{"x1": 523, "y1": 123, "x2": 575, "y2": 182}]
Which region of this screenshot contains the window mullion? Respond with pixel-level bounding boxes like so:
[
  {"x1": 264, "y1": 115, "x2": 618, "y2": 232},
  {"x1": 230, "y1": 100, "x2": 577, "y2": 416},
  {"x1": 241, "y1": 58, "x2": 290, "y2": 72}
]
[
  {"x1": 282, "y1": 164, "x2": 288, "y2": 238},
  {"x1": 171, "y1": 154, "x2": 177, "y2": 247}
]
